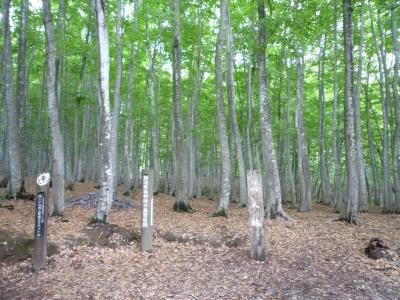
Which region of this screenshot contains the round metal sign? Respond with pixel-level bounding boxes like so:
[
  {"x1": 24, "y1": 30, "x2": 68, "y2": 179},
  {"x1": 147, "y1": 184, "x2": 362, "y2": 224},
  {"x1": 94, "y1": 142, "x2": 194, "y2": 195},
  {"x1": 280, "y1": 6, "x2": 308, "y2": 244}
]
[{"x1": 36, "y1": 173, "x2": 51, "y2": 186}]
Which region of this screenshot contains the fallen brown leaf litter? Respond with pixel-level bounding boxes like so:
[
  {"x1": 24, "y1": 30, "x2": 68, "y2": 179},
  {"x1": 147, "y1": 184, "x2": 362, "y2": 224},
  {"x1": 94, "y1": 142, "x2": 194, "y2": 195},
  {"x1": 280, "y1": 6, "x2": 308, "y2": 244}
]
[{"x1": 0, "y1": 179, "x2": 400, "y2": 299}]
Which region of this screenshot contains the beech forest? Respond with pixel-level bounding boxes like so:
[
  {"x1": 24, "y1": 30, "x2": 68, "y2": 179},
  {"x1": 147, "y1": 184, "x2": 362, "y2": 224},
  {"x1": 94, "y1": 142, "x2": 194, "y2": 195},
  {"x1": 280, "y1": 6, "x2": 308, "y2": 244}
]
[{"x1": 0, "y1": 0, "x2": 400, "y2": 299}]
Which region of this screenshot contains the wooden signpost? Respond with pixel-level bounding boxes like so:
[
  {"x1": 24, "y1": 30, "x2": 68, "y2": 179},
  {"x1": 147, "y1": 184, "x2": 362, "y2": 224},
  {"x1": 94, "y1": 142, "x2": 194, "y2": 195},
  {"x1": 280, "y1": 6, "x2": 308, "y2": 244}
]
[
  {"x1": 141, "y1": 169, "x2": 154, "y2": 252},
  {"x1": 247, "y1": 170, "x2": 266, "y2": 261},
  {"x1": 33, "y1": 172, "x2": 50, "y2": 271}
]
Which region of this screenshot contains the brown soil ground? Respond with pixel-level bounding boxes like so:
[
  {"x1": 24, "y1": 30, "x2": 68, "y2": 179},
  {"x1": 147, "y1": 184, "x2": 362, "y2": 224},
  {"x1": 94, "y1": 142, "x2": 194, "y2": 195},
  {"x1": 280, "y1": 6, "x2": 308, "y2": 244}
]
[{"x1": 0, "y1": 179, "x2": 400, "y2": 299}]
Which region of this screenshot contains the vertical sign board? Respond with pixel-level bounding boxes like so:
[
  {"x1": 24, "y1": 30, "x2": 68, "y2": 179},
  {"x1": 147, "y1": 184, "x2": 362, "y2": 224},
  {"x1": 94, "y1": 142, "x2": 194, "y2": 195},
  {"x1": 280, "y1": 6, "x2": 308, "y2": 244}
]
[
  {"x1": 35, "y1": 192, "x2": 46, "y2": 238},
  {"x1": 141, "y1": 169, "x2": 154, "y2": 252},
  {"x1": 247, "y1": 170, "x2": 266, "y2": 261},
  {"x1": 33, "y1": 173, "x2": 50, "y2": 271}
]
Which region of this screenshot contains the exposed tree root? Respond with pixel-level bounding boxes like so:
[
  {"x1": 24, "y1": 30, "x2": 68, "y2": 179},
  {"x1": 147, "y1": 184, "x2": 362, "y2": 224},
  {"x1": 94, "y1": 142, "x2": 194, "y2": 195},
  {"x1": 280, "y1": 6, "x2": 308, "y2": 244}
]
[
  {"x1": 212, "y1": 207, "x2": 228, "y2": 218},
  {"x1": 276, "y1": 210, "x2": 293, "y2": 221},
  {"x1": 335, "y1": 213, "x2": 359, "y2": 225},
  {"x1": 266, "y1": 205, "x2": 293, "y2": 221},
  {"x1": 90, "y1": 214, "x2": 108, "y2": 224},
  {"x1": 172, "y1": 200, "x2": 192, "y2": 212},
  {"x1": 49, "y1": 210, "x2": 64, "y2": 218}
]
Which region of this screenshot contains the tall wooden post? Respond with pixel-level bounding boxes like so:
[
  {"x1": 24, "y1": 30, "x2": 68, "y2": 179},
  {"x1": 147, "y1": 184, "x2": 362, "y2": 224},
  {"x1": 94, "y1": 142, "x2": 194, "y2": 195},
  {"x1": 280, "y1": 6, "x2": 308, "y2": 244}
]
[
  {"x1": 247, "y1": 170, "x2": 266, "y2": 261},
  {"x1": 141, "y1": 169, "x2": 154, "y2": 252},
  {"x1": 33, "y1": 172, "x2": 50, "y2": 271}
]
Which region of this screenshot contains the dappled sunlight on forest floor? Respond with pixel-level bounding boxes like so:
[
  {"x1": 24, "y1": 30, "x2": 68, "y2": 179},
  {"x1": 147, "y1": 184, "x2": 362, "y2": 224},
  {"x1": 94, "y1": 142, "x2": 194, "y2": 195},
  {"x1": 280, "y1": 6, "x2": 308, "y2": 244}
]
[{"x1": 1, "y1": 180, "x2": 400, "y2": 299}]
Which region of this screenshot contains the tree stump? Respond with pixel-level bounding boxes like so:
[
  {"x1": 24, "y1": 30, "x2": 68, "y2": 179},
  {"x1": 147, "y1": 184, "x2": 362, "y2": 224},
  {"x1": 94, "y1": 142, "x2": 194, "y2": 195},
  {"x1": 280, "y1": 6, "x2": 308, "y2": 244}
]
[{"x1": 247, "y1": 170, "x2": 266, "y2": 261}]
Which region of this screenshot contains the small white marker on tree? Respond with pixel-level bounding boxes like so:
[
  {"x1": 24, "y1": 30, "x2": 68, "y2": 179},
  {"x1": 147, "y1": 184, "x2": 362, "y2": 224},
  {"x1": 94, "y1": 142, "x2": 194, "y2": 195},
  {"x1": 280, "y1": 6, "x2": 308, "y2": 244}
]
[
  {"x1": 247, "y1": 170, "x2": 266, "y2": 261},
  {"x1": 33, "y1": 172, "x2": 50, "y2": 271}
]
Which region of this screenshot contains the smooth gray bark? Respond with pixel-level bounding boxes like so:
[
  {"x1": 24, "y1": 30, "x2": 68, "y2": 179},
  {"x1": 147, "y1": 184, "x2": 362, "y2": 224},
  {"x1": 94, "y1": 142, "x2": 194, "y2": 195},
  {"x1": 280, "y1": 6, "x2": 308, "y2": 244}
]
[
  {"x1": 318, "y1": 35, "x2": 331, "y2": 205},
  {"x1": 16, "y1": 0, "x2": 29, "y2": 179},
  {"x1": 246, "y1": 65, "x2": 254, "y2": 171},
  {"x1": 3, "y1": 0, "x2": 23, "y2": 197},
  {"x1": 94, "y1": 0, "x2": 113, "y2": 223},
  {"x1": 43, "y1": 0, "x2": 65, "y2": 215},
  {"x1": 226, "y1": 2, "x2": 247, "y2": 207},
  {"x1": 341, "y1": 0, "x2": 359, "y2": 225},
  {"x1": 391, "y1": 6, "x2": 400, "y2": 213},
  {"x1": 149, "y1": 23, "x2": 164, "y2": 194},
  {"x1": 368, "y1": 0, "x2": 394, "y2": 212},
  {"x1": 110, "y1": 0, "x2": 123, "y2": 192},
  {"x1": 213, "y1": 0, "x2": 231, "y2": 217},
  {"x1": 172, "y1": 0, "x2": 190, "y2": 211},
  {"x1": 38, "y1": 63, "x2": 47, "y2": 173},
  {"x1": 74, "y1": 29, "x2": 90, "y2": 182},
  {"x1": 333, "y1": 0, "x2": 343, "y2": 212},
  {"x1": 123, "y1": 0, "x2": 139, "y2": 195},
  {"x1": 188, "y1": 0, "x2": 203, "y2": 199},
  {"x1": 277, "y1": 55, "x2": 285, "y2": 203},
  {"x1": 73, "y1": 99, "x2": 80, "y2": 182},
  {"x1": 77, "y1": 102, "x2": 90, "y2": 181},
  {"x1": 354, "y1": 2, "x2": 368, "y2": 212},
  {"x1": 257, "y1": 0, "x2": 290, "y2": 220},
  {"x1": 247, "y1": 170, "x2": 266, "y2": 261},
  {"x1": 283, "y1": 51, "x2": 297, "y2": 208},
  {"x1": 150, "y1": 58, "x2": 160, "y2": 193},
  {"x1": 295, "y1": 53, "x2": 312, "y2": 212},
  {"x1": 73, "y1": 56, "x2": 86, "y2": 182},
  {"x1": 364, "y1": 61, "x2": 380, "y2": 207}
]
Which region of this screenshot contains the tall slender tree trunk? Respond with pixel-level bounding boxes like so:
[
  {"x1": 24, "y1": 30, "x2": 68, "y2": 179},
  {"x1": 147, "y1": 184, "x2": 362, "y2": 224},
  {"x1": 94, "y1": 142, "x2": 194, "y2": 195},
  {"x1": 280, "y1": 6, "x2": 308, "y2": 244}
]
[
  {"x1": 38, "y1": 63, "x2": 47, "y2": 173},
  {"x1": 150, "y1": 53, "x2": 160, "y2": 193},
  {"x1": 391, "y1": 5, "x2": 400, "y2": 213},
  {"x1": 295, "y1": 53, "x2": 312, "y2": 212},
  {"x1": 74, "y1": 30, "x2": 90, "y2": 182},
  {"x1": 94, "y1": 0, "x2": 113, "y2": 223},
  {"x1": 246, "y1": 64, "x2": 254, "y2": 171},
  {"x1": 16, "y1": 0, "x2": 29, "y2": 180},
  {"x1": 333, "y1": 0, "x2": 342, "y2": 212},
  {"x1": 257, "y1": 0, "x2": 290, "y2": 220},
  {"x1": 123, "y1": 0, "x2": 139, "y2": 195},
  {"x1": 2, "y1": 0, "x2": 23, "y2": 197},
  {"x1": 73, "y1": 98, "x2": 80, "y2": 182},
  {"x1": 172, "y1": 0, "x2": 190, "y2": 211},
  {"x1": 226, "y1": 2, "x2": 247, "y2": 207},
  {"x1": 283, "y1": 52, "x2": 297, "y2": 207},
  {"x1": 0, "y1": 52, "x2": 5, "y2": 177},
  {"x1": 341, "y1": 0, "x2": 359, "y2": 225},
  {"x1": 110, "y1": 0, "x2": 123, "y2": 192},
  {"x1": 354, "y1": 2, "x2": 368, "y2": 212},
  {"x1": 78, "y1": 102, "x2": 90, "y2": 181},
  {"x1": 364, "y1": 60, "x2": 380, "y2": 206},
  {"x1": 277, "y1": 54, "x2": 286, "y2": 203},
  {"x1": 188, "y1": 0, "x2": 203, "y2": 199},
  {"x1": 43, "y1": 0, "x2": 65, "y2": 215},
  {"x1": 169, "y1": 113, "x2": 176, "y2": 195},
  {"x1": 213, "y1": 0, "x2": 231, "y2": 217},
  {"x1": 378, "y1": 8, "x2": 395, "y2": 213},
  {"x1": 318, "y1": 35, "x2": 331, "y2": 205},
  {"x1": 56, "y1": 0, "x2": 66, "y2": 179},
  {"x1": 368, "y1": 0, "x2": 394, "y2": 212},
  {"x1": 149, "y1": 23, "x2": 164, "y2": 194}
]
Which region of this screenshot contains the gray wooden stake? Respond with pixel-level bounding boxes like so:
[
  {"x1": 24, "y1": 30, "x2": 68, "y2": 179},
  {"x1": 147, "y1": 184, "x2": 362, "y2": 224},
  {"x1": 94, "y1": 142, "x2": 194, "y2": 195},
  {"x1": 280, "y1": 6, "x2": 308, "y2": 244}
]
[
  {"x1": 141, "y1": 169, "x2": 154, "y2": 252},
  {"x1": 247, "y1": 170, "x2": 266, "y2": 261},
  {"x1": 33, "y1": 172, "x2": 50, "y2": 271}
]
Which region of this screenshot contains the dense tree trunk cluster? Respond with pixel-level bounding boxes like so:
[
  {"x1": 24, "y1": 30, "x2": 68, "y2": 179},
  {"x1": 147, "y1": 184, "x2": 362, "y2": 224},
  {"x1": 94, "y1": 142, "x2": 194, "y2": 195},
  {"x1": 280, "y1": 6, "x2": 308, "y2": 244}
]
[{"x1": 1, "y1": 0, "x2": 400, "y2": 223}]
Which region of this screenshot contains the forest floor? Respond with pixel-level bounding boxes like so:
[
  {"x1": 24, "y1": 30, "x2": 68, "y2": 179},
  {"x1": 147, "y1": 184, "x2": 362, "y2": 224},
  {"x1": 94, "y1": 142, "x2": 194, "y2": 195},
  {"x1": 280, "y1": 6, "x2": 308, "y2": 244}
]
[{"x1": 0, "y1": 178, "x2": 400, "y2": 299}]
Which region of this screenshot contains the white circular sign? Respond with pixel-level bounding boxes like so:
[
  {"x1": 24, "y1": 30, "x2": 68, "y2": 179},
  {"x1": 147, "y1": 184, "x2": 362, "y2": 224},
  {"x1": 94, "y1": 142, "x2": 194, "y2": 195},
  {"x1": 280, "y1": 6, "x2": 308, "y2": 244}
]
[{"x1": 36, "y1": 173, "x2": 51, "y2": 186}]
